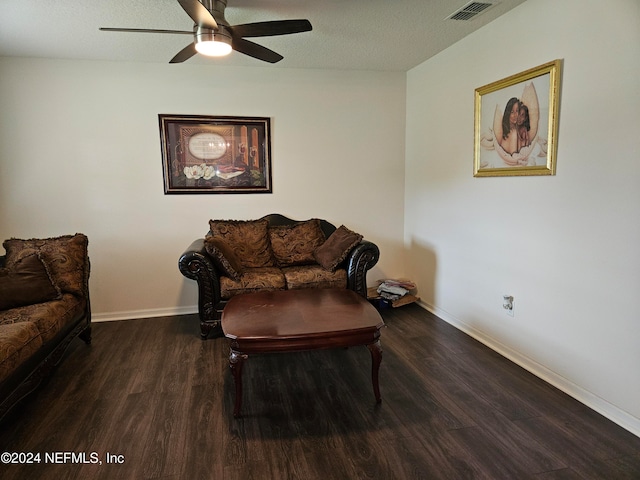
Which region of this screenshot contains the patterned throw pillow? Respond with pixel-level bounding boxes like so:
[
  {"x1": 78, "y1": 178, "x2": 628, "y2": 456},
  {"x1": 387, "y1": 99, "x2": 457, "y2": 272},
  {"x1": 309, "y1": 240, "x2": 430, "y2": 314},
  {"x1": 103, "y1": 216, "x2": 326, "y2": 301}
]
[
  {"x1": 0, "y1": 253, "x2": 61, "y2": 310},
  {"x1": 204, "y1": 236, "x2": 245, "y2": 281},
  {"x1": 208, "y1": 219, "x2": 275, "y2": 269},
  {"x1": 3, "y1": 234, "x2": 88, "y2": 297},
  {"x1": 268, "y1": 219, "x2": 326, "y2": 267},
  {"x1": 314, "y1": 225, "x2": 363, "y2": 271}
]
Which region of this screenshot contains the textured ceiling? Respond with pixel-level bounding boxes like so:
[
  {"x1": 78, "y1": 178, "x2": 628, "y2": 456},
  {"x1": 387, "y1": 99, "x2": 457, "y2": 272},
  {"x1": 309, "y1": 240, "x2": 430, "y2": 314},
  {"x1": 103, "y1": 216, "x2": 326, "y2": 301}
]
[{"x1": 0, "y1": 0, "x2": 527, "y2": 71}]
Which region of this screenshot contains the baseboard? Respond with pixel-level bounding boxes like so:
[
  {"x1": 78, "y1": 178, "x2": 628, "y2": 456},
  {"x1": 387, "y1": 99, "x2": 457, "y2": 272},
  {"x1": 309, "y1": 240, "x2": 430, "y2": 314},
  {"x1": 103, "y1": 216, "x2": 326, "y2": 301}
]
[
  {"x1": 417, "y1": 300, "x2": 640, "y2": 439},
  {"x1": 92, "y1": 306, "x2": 198, "y2": 323}
]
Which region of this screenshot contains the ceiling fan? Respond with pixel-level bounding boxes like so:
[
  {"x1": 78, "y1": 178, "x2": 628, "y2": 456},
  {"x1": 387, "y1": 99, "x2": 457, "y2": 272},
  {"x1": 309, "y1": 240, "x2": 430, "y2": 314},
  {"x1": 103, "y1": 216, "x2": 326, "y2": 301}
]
[{"x1": 100, "y1": 0, "x2": 312, "y2": 64}]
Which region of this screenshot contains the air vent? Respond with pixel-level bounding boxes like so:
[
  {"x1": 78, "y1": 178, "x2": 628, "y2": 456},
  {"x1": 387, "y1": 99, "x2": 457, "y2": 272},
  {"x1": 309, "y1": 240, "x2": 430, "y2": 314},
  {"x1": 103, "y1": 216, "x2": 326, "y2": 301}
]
[{"x1": 447, "y1": 2, "x2": 494, "y2": 21}]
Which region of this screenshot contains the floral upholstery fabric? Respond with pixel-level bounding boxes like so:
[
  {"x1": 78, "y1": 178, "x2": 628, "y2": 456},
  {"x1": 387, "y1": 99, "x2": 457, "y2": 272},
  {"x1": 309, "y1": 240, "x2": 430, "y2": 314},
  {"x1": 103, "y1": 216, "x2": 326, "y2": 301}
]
[
  {"x1": 220, "y1": 267, "x2": 286, "y2": 299},
  {"x1": 3, "y1": 234, "x2": 88, "y2": 297},
  {"x1": 268, "y1": 219, "x2": 326, "y2": 267},
  {"x1": 0, "y1": 233, "x2": 90, "y2": 403},
  {"x1": 282, "y1": 265, "x2": 347, "y2": 290},
  {"x1": 0, "y1": 321, "x2": 43, "y2": 384},
  {"x1": 0, "y1": 295, "x2": 86, "y2": 344},
  {"x1": 208, "y1": 219, "x2": 275, "y2": 269}
]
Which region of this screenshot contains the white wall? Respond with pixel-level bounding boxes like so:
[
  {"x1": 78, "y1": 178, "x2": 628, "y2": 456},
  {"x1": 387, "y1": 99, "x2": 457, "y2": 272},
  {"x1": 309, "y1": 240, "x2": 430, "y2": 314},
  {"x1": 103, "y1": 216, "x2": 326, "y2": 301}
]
[
  {"x1": 405, "y1": 0, "x2": 640, "y2": 434},
  {"x1": 2, "y1": 0, "x2": 638, "y2": 438},
  {"x1": 0, "y1": 59, "x2": 407, "y2": 319}
]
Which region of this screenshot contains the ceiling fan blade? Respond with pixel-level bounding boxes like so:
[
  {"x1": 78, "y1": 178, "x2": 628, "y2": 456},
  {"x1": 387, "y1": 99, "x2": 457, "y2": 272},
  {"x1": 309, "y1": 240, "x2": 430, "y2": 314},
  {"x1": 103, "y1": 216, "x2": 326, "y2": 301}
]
[
  {"x1": 170, "y1": 43, "x2": 198, "y2": 63},
  {"x1": 230, "y1": 19, "x2": 312, "y2": 38},
  {"x1": 232, "y1": 38, "x2": 283, "y2": 63},
  {"x1": 100, "y1": 27, "x2": 192, "y2": 35},
  {"x1": 177, "y1": 0, "x2": 218, "y2": 29}
]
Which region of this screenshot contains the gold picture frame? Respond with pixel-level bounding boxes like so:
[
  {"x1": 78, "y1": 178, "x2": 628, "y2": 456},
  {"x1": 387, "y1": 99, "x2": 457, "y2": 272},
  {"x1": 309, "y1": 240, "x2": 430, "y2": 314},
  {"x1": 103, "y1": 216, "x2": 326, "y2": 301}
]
[{"x1": 474, "y1": 60, "x2": 562, "y2": 177}]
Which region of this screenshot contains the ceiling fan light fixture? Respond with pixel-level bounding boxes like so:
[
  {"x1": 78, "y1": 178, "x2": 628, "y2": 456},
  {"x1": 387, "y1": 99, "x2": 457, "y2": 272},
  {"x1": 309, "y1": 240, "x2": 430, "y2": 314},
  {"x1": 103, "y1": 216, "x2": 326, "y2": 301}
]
[
  {"x1": 101, "y1": 0, "x2": 312, "y2": 64},
  {"x1": 195, "y1": 39, "x2": 232, "y2": 56},
  {"x1": 194, "y1": 27, "x2": 232, "y2": 57}
]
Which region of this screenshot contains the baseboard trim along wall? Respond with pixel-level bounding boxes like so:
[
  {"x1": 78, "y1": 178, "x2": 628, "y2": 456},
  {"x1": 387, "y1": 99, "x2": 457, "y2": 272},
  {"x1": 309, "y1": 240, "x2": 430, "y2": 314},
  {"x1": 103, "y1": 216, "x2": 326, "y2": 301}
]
[
  {"x1": 417, "y1": 300, "x2": 640, "y2": 439},
  {"x1": 92, "y1": 306, "x2": 198, "y2": 323}
]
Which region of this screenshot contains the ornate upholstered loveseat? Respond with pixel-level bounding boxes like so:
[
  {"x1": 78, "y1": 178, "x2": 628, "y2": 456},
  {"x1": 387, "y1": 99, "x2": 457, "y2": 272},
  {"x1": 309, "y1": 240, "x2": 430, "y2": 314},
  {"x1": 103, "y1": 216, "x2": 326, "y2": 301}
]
[
  {"x1": 179, "y1": 214, "x2": 379, "y2": 339},
  {"x1": 0, "y1": 234, "x2": 91, "y2": 421}
]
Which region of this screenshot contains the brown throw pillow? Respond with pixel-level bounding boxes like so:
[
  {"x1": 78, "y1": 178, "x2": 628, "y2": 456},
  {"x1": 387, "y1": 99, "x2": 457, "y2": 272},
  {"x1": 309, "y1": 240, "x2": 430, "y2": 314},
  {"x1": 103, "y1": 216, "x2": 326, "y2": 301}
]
[
  {"x1": 208, "y1": 219, "x2": 275, "y2": 269},
  {"x1": 3, "y1": 234, "x2": 88, "y2": 296},
  {"x1": 204, "y1": 237, "x2": 245, "y2": 281},
  {"x1": 0, "y1": 253, "x2": 61, "y2": 310},
  {"x1": 314, "y1": 225, "x2": 363, "y2": 271},
  {"x1": 268, "y1": 219, "x2": 326, "y2": 267}
]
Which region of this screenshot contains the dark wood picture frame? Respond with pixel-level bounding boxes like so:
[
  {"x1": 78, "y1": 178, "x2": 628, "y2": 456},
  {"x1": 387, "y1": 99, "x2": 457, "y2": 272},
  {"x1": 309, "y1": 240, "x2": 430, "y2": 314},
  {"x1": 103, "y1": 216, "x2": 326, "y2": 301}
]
[{"x1": 159, "y1": 114, "x2": 272, "y2": 194}]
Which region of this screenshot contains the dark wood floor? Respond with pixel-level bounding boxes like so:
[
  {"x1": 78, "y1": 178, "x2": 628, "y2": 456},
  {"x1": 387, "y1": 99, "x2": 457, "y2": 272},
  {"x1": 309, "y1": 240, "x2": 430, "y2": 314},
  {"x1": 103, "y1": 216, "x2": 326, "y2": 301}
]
[{"x1": 1, "y1": 304, "x2": 639, "y2": 480}]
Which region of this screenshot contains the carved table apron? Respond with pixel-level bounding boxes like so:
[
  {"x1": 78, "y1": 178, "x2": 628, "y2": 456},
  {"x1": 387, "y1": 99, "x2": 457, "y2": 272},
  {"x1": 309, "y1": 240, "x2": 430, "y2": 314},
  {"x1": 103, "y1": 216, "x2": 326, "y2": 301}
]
[{"x1": 221, "y1": 288, "x2": 384, "y2": 418}]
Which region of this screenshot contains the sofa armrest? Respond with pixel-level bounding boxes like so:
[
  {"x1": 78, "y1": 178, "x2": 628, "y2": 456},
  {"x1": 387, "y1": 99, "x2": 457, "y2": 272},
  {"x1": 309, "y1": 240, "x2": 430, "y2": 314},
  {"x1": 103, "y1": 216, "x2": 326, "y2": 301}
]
[
  {"x1": 345, "y1": 240, "x2": 380, "y2": 298},
  {"x1": 178, "y1": 239, "x2": 223, "y2": 338}
]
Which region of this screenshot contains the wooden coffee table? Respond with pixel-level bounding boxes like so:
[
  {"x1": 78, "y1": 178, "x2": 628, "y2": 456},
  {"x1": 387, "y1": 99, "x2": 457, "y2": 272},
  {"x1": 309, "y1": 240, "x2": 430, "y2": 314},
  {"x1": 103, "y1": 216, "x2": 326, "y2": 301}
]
[{"x1": 221, "y1": 288, "x2": 385, "y2": 417}]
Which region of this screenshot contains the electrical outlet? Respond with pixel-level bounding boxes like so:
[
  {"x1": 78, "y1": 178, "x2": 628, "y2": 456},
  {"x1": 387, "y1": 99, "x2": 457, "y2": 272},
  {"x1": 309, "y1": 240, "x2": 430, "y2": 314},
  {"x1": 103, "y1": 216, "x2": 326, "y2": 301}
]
[
  {"x1": 506, "y1": 302, "x2": 514, "y2": 317},
  {"x1": 503, "y1": 295, "x2": 514, "y2": 317}
]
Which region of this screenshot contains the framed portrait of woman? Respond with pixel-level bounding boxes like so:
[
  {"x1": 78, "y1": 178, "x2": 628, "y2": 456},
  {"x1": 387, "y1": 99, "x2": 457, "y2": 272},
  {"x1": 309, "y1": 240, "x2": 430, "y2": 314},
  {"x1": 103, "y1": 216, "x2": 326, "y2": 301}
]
[{"x1": 474, "y1": 59, "x2": 562, "y2": 177}]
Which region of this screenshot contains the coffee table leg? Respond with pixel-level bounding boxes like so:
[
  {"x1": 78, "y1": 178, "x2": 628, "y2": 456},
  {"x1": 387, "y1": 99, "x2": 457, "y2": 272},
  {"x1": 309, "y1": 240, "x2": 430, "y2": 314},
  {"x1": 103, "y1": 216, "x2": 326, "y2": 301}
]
[
  {"x1": 367, "y1": 340, "x2": 383, "y2": 403},
  {"x1": 229, "y1": 349, "x2": 247, "y2": 418}
]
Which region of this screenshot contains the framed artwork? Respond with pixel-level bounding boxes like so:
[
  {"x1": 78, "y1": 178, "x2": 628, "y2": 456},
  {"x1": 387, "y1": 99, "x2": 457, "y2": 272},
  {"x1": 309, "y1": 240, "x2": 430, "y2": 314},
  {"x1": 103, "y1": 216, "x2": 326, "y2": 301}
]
[
  {"x1": 159, "y1": 114, "x2": 272, "y2": 193},
  {"x1": 474, "y1": 59, "x2": 562, "y2": 177}
]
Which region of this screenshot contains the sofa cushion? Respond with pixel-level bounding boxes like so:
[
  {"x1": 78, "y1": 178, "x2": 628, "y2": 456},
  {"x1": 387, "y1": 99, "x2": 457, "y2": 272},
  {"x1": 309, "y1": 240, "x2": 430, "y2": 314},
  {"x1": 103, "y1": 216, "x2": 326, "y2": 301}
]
[
  {"x1": 282, "y1": 265, "x2": 348, "y2": 290},
  {"x1": 0, "y1": 294, "x2": 86, "y2": 344},
  {"x1": 0, "y1": 321, "x2": 44, "y2": 384},
  {"x1": 219, "y1": 267, "x2": 286, "y2": 299},
  {"x1": 204, "y1": 237, "x2": 245, "y2": 281},
  {"x1": 268, "y1": 219, "x2": 326, "y2": 267},
  {"x1": 3, "y1": 234, "x2": 88, "y2": 297},
  {"x1": 208, "y1": 219, "x2": 275, "y2": 269},
  {"x1": 0, "y1": 253, "x2": 60, "y2": 311},
  {"x1": 314, "y1": 225, "x2": 363, "y2": 271}
]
